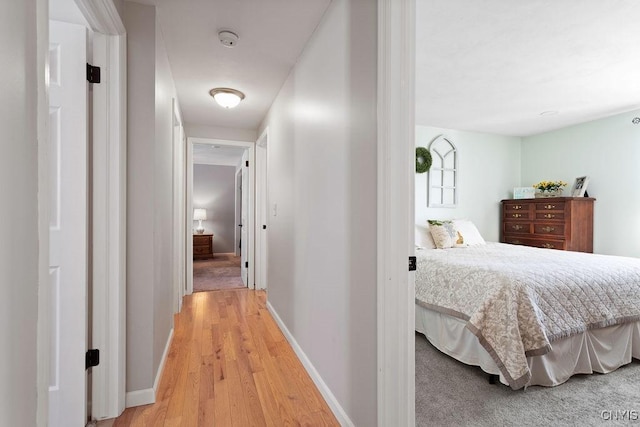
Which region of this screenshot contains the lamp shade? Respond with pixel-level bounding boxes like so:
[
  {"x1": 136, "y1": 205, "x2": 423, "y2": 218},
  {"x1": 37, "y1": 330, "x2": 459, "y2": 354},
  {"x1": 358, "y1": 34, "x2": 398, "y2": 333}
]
[
  {"x1": 214, "y1": 92, "x2": 242, "y2": 108},
  {"x1": 193, "y1": 208, "x2": 207, "y2": 221},
  {"x1": 209, "y1": 87, "x2": 245, "y2": 109}
]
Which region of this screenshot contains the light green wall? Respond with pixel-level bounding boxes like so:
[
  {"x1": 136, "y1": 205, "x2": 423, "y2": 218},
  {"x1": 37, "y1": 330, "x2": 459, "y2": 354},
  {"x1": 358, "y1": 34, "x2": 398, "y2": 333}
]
[
  {"x1": 415, "y1": 126, "x2": 521, "y2": 242},
  {"x1": 521, "y1": 109, "x2": 640, "y2": 256},
  {"x1": 417, "y1": 109, "x2": 640, "y2": 256}
]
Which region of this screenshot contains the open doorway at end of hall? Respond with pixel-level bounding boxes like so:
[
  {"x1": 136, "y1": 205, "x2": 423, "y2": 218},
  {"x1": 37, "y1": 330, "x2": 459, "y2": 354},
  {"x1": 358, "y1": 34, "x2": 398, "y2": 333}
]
[{"x1": 189, "y1": 141, "x2": 250, "y2": 292}]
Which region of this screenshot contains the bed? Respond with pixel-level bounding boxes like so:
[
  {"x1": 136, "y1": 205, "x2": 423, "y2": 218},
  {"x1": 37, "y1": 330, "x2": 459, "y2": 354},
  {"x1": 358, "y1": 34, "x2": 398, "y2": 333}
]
[{"x1": 414, "y1": 241, "x2": 640, "y2": 390}]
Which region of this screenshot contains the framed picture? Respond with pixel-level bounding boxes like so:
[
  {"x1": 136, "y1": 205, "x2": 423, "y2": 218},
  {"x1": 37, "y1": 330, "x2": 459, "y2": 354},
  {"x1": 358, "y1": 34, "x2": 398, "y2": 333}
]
[
  {"x1": 571, "y1": 176, "x2": 590, "y2": 197},
  {"x1": 513, "y1": 187, "x2": 535, "y2": 199}
]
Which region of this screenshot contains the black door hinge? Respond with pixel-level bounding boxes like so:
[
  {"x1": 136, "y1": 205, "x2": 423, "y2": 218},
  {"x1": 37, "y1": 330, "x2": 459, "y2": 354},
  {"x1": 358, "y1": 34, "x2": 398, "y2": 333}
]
[
  {"x1": 245, "y1": 261, "x2": 249, "y2": 268},
  {"x1": 86, "y1": 349, "x2": 100, "y2": 370},
  {"x1": 245, "y1": 160, "x2": 249, "y2": 167},
  {"x1": 86, "y1": 63, "x2": 101, "y2": 83},
  {"x1": 409, "y1": 256, "x2": 417, "y2": 271}
]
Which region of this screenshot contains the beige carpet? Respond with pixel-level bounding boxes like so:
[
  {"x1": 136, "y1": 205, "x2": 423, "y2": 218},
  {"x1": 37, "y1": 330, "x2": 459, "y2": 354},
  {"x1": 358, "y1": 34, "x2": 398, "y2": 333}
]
[
  {"x1": 415, "y1": 332, "x2": 640, "y2": 426},
  {"x1": 193, "y1": 253, "x2": 245, "y2": 292}
]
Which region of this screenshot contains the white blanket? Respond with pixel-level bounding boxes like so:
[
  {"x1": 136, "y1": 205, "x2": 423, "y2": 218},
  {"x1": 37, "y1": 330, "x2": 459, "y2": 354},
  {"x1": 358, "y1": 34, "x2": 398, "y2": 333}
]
[{"x1": 415, "y1": 243, "x2": 640, "y2": 389}]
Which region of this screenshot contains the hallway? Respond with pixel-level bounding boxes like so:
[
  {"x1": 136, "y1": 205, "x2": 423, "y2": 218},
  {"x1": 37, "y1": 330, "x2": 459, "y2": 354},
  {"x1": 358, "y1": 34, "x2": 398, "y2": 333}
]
[{"x1": 112, "y1": 289, "x2": 338, "y2": 426}]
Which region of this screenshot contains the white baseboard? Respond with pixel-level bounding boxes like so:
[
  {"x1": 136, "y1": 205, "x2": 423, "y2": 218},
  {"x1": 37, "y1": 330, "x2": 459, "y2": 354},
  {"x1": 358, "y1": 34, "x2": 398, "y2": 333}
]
[
  {"x1": 266, "y1": 302, "x2": 354, "y2": 427},
  {"x1": 125, "y1": 328, "x2": 174, "y2": 408},
  {"x1": 124, "y1": 388, "x2": 154, "y2": 408}
]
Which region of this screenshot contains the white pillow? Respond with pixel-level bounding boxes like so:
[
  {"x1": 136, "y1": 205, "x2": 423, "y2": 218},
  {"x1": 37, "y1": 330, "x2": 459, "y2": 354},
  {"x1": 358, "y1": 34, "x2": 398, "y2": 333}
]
[
  {"x1": 452, "y1": 219, "x2": 486, "y2": 246},
  {"x1": 415, "y1": 224, "x2": 436, "y2": 249}
]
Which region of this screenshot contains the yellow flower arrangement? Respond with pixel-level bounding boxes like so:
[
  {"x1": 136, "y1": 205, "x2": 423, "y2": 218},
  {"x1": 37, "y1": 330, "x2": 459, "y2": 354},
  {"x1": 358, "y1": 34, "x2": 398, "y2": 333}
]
[{"x1": 533, "y1": 180, "x2": 568, "y2": 192}]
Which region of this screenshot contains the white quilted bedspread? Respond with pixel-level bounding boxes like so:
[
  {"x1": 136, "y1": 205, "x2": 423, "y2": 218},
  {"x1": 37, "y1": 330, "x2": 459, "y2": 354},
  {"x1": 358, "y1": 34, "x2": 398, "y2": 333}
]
[{"x1": 415, "y1": 243, "x2": 640, "y2": 389}]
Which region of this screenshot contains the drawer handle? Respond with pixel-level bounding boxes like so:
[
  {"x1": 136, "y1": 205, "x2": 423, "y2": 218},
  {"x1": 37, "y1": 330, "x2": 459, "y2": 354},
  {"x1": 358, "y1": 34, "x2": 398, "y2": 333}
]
[
  {"x1": 513, "y1": 205, "x2": 522, "y2": 210},
  {"x1": 512, "y1": 214, "x2": 522, "y2": 218},
  {"x1": 544, "y1": 204, "x2": 555, "y2": 210},
  {"x1": 543, "y1": 214, "x2": 555, "y2": 219},
  {"x1": 511, "y1": 225, "x2": 524, "y2": 231},
  {"x1": 541, "y1": 226, "x2": 555, "y2": 233},
  {"x1": 541, "y1": 243, "x2": 555, "y2": 249},
  {"x1": 511, "y1": 240, "x2": 522, "y2": 244}
]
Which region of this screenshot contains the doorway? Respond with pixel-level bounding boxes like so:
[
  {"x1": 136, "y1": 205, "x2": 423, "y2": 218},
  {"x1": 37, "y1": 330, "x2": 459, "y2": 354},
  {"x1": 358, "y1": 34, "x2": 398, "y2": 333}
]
[
  {"x1": 42, "y1": 1, "x2": 127, "y2": 424},
  {"x1": 186, "y1": 138, "x2": 256, "y2": 294}
]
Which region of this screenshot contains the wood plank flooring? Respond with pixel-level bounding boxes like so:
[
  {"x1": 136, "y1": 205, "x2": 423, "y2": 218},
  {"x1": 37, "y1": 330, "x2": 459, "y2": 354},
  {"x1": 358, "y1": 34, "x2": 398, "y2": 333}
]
[{"x1": 112, "y1": 289, "x2": 339, "y2": 427}]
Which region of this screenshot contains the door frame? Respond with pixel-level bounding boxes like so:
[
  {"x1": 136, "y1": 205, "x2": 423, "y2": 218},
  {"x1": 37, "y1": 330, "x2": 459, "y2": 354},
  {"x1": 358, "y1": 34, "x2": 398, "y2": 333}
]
[
  {"x1": 234, "y1": 169, "x2": 243, "y2": 257},
  {"x1": 37, "y1": 0, "x2": 127, "y2": 423},
  {"x1": 172, "y1": 100, "x2": 186, "y2": 314},
  {"x1": 185, "y1": 138, "x2": 256, "y2": 294},
  {"x1": 377, "y1": 0, "x2": 416, "y2": 426},
  {"x1": 254, "y1": 128, "x2": 268, "y2": 290}
]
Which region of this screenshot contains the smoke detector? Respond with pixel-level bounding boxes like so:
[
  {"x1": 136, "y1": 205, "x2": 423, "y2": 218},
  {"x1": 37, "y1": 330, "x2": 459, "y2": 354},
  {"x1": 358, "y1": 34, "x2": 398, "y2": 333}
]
[{"x1": 218, "y1": 30, "x2": 239, "y2": 48}]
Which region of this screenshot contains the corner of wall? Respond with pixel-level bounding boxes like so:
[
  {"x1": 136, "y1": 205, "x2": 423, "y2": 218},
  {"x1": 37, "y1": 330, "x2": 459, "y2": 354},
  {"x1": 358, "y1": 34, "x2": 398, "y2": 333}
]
[
  {"x1": 125, "y1": 328, "x2": 173, "y2": 408},
  {"x1": 185, "y1": 123, "x2": 257, "y2": 142}
]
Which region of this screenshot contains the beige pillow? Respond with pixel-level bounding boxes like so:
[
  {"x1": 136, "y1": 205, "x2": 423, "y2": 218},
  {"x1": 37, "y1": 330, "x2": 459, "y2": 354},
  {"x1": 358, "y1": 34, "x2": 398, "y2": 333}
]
[{"x1": 428, "y1": 220, "x2": 465, "y2": 249}]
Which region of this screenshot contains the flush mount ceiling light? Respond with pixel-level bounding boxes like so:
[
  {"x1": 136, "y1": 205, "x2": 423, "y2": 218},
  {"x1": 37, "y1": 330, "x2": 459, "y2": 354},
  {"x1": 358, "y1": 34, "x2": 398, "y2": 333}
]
[{"x1": 209, "y1": 88, "x2": 245, "y2": 109}]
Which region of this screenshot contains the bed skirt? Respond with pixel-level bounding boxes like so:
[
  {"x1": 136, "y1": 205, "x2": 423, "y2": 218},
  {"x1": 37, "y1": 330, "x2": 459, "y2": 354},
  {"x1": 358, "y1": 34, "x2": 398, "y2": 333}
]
[{"x1": 416, "y1": 303, "x2": 640, "y2": 388}]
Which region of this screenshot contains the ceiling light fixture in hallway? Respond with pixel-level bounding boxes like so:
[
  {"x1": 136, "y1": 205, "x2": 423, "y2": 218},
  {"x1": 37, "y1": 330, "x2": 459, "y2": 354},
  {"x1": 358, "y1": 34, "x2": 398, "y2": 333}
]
[{"x1": 209, "y1": 87, "x2": 245, "y2": 109}]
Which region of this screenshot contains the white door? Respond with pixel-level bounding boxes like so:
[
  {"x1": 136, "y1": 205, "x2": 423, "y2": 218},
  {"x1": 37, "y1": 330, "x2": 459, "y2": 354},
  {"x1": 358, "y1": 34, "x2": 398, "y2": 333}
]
[
  {"x1": 240, "y1": 150, "x2": 249, "y2": 286},
  {"x1": 48, "y1": 20, "x2": 88, "y2": 427}
]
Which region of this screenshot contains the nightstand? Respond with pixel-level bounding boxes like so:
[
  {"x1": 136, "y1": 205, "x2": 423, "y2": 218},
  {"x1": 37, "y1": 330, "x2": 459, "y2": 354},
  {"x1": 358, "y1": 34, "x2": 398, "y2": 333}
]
[{"x1": 193, "y1": 234, "x2": 213, "y2": 260}]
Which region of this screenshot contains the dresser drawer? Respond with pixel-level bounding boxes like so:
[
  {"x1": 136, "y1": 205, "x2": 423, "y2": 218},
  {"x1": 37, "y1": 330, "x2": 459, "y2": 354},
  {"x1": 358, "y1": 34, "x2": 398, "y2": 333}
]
[
  {"x1": 194, "y1": 246, "x2": 211, "y2": 255},
  {"x1": 535, "y1": 202, "x2": 565, "y2": 211},
  {"x1": 504, "y1": 203, "x2": 528, "y2": 212},
  {"x1": 504, "y1": 237, "x2": 566, "y2": 250},
  {"x1": 536, "y1": 212, "x2": 564, "y2": 221},
  {"x1": 504, "y1": 222, "x2": 531, "y2": 234},
  {"x1": 531, "y1": 239, "x2": 565, "y2": 250},
  {"x1": 193, "y1": 235, "x2": 212, "y2": 245},
  {"x1": 533, "y1": 223, "x2": 564, "y2": 236},
  {"x1": 504, "y1": 211, "x2": 530, "y2": 220}
]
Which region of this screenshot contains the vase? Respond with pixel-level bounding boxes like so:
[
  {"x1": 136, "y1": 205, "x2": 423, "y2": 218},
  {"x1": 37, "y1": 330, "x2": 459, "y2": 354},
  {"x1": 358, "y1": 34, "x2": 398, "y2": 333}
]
[{"x1": 535, "y1": 189, "x2": 563, "y2": 198}]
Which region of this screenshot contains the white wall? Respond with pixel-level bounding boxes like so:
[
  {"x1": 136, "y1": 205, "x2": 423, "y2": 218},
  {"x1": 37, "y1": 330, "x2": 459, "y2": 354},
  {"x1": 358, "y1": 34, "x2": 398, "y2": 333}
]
[
  {"x1": 258, "y1": 0, "x2": 377, "y2": 425},
  {"x1": 0, "y1": 2, "x2": 40, "y2": 426},
  {"x1": 153, "y1": 13, "x2": 178, "y2": 385},
  {"x1": 186, "y1": 123, "x2": 257, "y2": 142},
  {"x1": 522, "y1": 109, "x2": 640, "y2": 256},
  {"x1": 193, "y1": 164, "x2": 237, "y2": 253},
  {"x1": 415, "y1": 126, "x2": 521, "y2": 242},
  {"x1": 124, "y1": 1, "x2": 177, "y2": 396}
]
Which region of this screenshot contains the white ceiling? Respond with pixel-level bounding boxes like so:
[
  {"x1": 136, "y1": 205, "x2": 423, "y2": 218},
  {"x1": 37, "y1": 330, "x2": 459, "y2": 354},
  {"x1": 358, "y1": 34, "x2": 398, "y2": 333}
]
[
  {"x1": 416, "y1": 0, "x2": 640, "y2": 136},
  {"x1": 49, "y1": 0, "x2": 88, "y2": 26},
  {"x1": 193, "y1": 143, "x2": 246, "y2": 167},
  {"x1": 128, "y1": 0, "x2": 331, "y2": 131}
]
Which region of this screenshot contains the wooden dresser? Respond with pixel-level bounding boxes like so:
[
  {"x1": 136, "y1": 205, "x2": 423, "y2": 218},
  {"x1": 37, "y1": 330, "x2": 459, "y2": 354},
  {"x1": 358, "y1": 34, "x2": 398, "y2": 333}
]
[
  {"x1": 193, "y1": 234, "x2": 213, "y2": 260},
  {"x1": 500, "y1": 197, "x2": 595, "y2": 252}
]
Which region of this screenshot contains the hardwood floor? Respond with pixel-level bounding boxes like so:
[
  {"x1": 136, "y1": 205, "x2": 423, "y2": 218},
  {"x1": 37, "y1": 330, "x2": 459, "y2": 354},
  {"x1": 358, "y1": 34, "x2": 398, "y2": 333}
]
[{"x1": 113, "y1": 289, "x2": 338, "y2": 426}]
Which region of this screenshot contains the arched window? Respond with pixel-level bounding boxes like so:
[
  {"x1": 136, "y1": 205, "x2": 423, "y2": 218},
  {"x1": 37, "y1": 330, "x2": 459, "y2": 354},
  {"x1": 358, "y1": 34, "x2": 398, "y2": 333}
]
[{"x1": 427, "y1": 135, "x2": 457, "y2": 207}]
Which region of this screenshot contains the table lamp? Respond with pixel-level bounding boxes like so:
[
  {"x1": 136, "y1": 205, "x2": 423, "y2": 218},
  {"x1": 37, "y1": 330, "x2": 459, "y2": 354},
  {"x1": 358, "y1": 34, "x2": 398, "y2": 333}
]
[{"x1": 193, "y1": 208, "x2": 207, "y2": 234}]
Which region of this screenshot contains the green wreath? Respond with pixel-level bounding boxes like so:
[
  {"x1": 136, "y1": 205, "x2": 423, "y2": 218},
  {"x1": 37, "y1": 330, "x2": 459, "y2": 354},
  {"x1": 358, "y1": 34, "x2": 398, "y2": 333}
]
[{"x1": 415, "y1": 147, "x2": 432, "y2": 173}]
